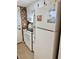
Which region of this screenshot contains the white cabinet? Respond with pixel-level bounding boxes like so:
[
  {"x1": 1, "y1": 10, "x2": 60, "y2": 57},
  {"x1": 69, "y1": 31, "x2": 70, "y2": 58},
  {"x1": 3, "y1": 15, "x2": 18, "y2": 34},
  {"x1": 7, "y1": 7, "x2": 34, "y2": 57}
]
[{"x1": 24, "y1": 29, "x2": 33, "y2": 51}]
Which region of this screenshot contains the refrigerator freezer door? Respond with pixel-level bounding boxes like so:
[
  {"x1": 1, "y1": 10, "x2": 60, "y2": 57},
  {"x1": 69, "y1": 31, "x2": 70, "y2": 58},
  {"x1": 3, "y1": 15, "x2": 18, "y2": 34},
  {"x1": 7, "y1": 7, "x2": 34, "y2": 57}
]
[{"x1": 35, "y1": 6, "x2": 56, "y2": 31}]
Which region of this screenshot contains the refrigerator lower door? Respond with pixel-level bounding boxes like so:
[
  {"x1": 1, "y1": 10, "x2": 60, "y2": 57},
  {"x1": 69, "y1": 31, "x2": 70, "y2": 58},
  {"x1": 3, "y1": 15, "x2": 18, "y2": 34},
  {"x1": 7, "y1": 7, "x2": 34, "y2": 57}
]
[{"x1": 33, "y1": 28, "x2": 58, "y2": 59}]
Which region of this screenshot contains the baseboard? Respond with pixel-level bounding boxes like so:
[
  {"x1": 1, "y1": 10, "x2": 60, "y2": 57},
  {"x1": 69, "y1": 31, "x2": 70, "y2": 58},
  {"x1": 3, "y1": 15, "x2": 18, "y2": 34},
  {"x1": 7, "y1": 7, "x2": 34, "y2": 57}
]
[{"x1": 17, "y1": 41, "x2": 24, "y2": 44}]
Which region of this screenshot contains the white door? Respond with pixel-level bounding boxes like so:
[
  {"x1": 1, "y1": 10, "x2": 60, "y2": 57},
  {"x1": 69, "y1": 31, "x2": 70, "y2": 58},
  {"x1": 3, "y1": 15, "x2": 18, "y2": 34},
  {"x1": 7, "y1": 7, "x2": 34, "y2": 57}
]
[{"x1": 17, "y1": 7, "x2": 23, "y2": 43}]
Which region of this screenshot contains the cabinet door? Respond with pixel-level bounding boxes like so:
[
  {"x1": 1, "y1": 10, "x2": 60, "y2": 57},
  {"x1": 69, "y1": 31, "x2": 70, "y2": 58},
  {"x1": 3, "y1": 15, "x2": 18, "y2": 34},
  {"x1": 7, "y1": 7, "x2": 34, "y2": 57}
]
[{"x1": 24, "y1": 30, "x2": 32, "y2": 51}]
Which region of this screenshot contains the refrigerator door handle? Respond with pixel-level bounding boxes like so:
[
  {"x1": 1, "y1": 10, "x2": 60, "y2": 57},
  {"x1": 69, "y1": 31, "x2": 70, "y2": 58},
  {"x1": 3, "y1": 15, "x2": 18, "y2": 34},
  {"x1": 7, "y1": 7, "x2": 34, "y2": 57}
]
[{"x1": 37, "y1": 27, "x2": 55, "y2": 32}]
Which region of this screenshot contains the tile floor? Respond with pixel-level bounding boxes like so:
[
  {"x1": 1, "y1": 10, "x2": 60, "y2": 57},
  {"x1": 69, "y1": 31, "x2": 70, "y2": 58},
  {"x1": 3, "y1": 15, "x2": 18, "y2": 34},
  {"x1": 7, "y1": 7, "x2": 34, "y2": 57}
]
[{"x1": 17, "y1": 42, "x2": 34, "y2": 59}]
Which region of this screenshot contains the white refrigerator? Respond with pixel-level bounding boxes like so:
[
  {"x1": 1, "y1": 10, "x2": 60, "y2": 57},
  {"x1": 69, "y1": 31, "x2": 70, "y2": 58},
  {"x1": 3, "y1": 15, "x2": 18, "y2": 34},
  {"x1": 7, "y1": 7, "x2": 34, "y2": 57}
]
[{"x1": 33, "y1": 0, "x2": 61, "y2": 59}]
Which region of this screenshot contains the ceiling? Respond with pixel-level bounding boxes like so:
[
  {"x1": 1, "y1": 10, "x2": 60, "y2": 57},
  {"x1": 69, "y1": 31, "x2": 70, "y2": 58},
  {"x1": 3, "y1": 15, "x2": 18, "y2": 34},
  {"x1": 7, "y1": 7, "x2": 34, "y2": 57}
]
[{"x1": 17, "y1": 0, "x2": 37, "y2": 7}]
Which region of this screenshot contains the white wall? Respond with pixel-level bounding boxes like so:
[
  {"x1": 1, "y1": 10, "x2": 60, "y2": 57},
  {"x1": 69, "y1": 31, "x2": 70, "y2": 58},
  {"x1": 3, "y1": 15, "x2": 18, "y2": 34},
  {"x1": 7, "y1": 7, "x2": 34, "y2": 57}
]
[
  {"x1": 17, "y1": 7, "x2": 23, "y2": 43},
  {"x1": 58, "y1": 43, "x2": 61, "y2": 59},
  {"x1": 27, "y1": 1, "x2": 36, "y2": 21}
]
